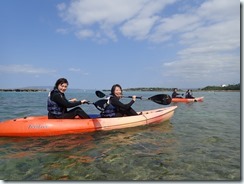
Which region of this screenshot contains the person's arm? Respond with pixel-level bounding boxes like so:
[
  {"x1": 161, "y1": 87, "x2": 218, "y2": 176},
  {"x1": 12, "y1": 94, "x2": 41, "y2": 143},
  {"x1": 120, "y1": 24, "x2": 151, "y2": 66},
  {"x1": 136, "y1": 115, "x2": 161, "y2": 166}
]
[
  {"x1": 52, "y1": 92, "x2": 81, "y2": 108},
  {"x1": 176, "y1": 92, "x2": 184, "y2": 97},
  {"x1": 110, "y1": 97, "x2": 135, "y2": 111}
]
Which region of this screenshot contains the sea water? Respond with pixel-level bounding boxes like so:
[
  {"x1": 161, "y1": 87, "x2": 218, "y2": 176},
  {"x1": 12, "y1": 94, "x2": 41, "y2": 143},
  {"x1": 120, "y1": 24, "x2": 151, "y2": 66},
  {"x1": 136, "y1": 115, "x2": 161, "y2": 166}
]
[{"x1": 0, "y1": 90, "x2": 240, "y2": 180}]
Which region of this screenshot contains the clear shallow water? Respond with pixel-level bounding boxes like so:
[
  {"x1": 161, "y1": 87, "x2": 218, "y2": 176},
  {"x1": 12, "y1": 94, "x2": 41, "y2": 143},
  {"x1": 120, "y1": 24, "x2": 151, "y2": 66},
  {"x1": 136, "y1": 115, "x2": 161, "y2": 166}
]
[{"x1": 0, "y1": 91, "x2": 240, "y2": 180}]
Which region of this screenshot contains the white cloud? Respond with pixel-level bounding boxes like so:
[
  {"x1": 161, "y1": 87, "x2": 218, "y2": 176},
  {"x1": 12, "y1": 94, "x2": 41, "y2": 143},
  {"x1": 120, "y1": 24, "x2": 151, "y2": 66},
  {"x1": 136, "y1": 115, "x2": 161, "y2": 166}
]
[
  {"x1": 0, "y1": 65, "x2": 56, "y2": 75},
  {"x1": 57, "y1": 0, "x2": 239, "y2": 46},
  {"x1": 57, "y1": 3, "x2": 66, "y2": 11},
  {"x1": 59, "y1": 0, "x2": 145, "y2": 25},
  {"x1": 120, "y1": 16, "x2": 159, "y2": 40},
  {"x1": 197, "y1": 0, "x2": 239, "y2": 22},
  {"x1": 149, "y1": 13, "x2": 201, "y2": 43},
  {"x1": 163, "y1": 53, "x2": 240, "y2": 86},
  {"x1": 159, "y1": 0, "x2": 240, "y2": 87},
  {"x1": 68, "y1": 68, "x2": 81, "y2": 72},
  {"x1": 57, "y1": 0, "x2": 177, "y2": 41},
  {"x1": 57, "y1": 0, "x2": 240, "y2": 87},
  {"x1": 75, "y1": 29, "x2": 94, "y2": 39},
  {"x1": 56, "y1": 28, "x2": 69, "y2": 34},
  {"x1": 68, "y1": 68, "x2": 89, "y2": 75}
]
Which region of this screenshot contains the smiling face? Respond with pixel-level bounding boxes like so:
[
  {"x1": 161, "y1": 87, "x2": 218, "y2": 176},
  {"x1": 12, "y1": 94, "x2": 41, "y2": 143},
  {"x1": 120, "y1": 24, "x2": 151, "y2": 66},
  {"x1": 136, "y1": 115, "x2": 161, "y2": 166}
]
[
  {"x1": 114, "y1": 86, "x2": 122, "y2": 98},
  {"x1": 110, "y1": 84, "x2": 123, "y2": 98},
  {"x1": 58, "y1": 83, "x2": 68, "y2": 93}
]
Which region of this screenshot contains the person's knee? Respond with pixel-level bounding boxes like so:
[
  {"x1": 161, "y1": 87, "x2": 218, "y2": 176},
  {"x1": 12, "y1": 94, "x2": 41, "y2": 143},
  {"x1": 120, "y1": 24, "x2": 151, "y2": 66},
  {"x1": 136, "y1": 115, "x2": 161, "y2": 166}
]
[
  {"x1": 76, "y1": 107, "x2": 84, "y2": 112},
  {"x1": 74, "y1": 107, "x2": 82, "y2": 110},
  {"x1": 72, "y1": 107, "x2": 82, "y2": 113}
]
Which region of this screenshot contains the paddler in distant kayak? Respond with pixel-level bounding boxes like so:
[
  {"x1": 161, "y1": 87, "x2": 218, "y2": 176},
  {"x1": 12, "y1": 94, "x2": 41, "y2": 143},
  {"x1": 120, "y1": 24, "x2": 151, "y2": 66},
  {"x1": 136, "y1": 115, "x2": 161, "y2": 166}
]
[
  {"x1": 47, "y1": 78, "x2": 90, "y2": 119},
  {"x1": 185, "y1": 89, "x2": 195, "y2": 99},
  {"x1": 101, "y1": 84, "x2": 140, "y2": 117},
  {"x1": 171, "y1": 88, "x2": 183, "y2": 98}
]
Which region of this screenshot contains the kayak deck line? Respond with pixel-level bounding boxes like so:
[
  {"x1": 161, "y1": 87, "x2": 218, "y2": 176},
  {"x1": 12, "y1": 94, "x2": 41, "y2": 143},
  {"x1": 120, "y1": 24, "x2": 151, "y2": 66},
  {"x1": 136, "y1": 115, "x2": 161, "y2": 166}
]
[{"x1": 0, "y1": 106, "x2": 177, "y2": 137}]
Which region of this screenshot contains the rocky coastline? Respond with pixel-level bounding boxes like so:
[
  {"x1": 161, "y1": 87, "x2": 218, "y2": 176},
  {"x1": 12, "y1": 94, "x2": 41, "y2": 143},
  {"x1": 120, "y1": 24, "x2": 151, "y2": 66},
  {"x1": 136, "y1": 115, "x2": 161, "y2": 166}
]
[{"x1": 0, "y1": 89, "x2": 47, "y2": 92}]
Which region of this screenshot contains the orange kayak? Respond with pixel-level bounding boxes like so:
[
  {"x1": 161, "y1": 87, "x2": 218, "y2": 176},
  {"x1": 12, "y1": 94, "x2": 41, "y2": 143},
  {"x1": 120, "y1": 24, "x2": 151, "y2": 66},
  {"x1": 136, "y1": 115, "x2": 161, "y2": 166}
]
[
  {"x1": 172, "y1": 96, "x2": 204, "y2": 103},
  {"x1": 0, "y1": 106, "x2": 177, "y2": 137}
]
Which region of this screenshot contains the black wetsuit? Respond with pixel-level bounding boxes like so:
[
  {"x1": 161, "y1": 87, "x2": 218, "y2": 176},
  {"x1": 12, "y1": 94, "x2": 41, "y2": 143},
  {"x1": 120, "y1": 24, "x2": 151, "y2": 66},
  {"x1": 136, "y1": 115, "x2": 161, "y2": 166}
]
[
  {"x1": 172, "y1": 91, "x2": 182, "y2": 98},
  {"x1": 185, "y1": 92, "x2": 194, "y2": 99},
  {"x1": 109, "y1": 96, "x2": 138, "y2": 117},
  {"x1": 48, "y1": 90, "x2": 90, "y2": 119}
]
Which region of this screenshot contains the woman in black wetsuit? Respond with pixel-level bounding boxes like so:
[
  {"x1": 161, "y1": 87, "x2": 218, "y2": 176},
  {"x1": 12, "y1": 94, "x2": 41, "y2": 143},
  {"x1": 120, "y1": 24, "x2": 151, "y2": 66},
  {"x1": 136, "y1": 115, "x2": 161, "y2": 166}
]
[
  {"x1": 172, "y1": 88, "x2": 183, "y2": 98},
  {"x1": 185, "y1": 89, "x2": 195, "y2": 98},
  {"x1": 101, "y1": 84, "x2": 139, "y2": 117},
  {"x1": 47, "y1": 78, "x2": 90, "y2": 119}
]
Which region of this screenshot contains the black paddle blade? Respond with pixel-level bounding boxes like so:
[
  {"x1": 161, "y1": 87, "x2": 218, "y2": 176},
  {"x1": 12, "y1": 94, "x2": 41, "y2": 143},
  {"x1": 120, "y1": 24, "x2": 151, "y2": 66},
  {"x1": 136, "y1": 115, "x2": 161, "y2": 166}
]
[
  {"x1": 93, "y1": 99, "x2": 108, "y2": 111},
  {"x1": 148, "y1": 94, "x2": 172, "y2": 105},
  {"x1": 95, "y1": 90, "x2": 106, "y2": 98}
]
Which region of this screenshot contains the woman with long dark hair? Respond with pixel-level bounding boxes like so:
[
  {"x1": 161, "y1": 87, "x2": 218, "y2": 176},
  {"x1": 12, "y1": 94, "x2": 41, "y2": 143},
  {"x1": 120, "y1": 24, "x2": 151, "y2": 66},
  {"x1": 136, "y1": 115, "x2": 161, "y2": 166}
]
[
  {"x1": 47, "y1": 78, "x2": 90, "y2": 119},
  {"x1": 101, "y1": 84, "x2": 139, "y2": 117}
]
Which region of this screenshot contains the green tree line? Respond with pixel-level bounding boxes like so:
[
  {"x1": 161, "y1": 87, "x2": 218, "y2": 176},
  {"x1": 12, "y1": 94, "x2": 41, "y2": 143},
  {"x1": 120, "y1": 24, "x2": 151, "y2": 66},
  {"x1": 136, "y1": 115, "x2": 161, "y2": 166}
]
[
  {"x1": 120, "y1": 83, "x2": 240, "y2": 91},
  {"x1": 201, "y1": 83, "x2": 240, "y2": 90}
]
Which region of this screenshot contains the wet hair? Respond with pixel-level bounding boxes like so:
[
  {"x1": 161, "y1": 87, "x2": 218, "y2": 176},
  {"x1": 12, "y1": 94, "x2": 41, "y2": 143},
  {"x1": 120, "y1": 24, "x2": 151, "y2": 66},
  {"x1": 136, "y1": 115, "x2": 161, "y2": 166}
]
[
  {"x1": 110, "y1": 84, "x2": 123, "y2": 95},
  {"x1": 54, "y1": 78, "x2": 69, "y2": 89}
]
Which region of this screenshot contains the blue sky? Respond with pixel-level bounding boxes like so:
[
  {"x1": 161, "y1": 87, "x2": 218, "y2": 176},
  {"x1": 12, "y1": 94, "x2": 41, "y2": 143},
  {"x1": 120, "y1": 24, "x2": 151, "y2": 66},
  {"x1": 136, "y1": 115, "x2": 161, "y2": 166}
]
[{"x1": 0, "y1": 0, "x2": 240, "y2": 89}]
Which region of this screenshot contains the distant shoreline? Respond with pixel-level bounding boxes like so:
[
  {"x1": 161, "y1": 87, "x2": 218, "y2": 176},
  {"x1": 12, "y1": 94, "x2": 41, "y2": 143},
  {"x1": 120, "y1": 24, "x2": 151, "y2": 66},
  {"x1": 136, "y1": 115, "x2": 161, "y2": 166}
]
[
  {"x1": 0, "y1": 86, "x2": 240, "y2": 92},
  {"x1": 103, "y1": 87, "x2": 240, "y2": 92},
  {"x1": 0, "y1": 89, "x2": 47, "y2": 92}
]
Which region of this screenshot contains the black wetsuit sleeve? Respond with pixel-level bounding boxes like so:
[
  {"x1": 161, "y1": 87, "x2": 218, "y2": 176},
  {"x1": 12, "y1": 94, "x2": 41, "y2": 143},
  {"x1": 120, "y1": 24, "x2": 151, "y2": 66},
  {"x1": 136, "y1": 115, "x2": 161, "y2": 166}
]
[
  {"x1": 172, "y1": 92, "x2": 181, "y2": 98},
  {"x1": 110, "y1": 97, "x2": 135, "y2": 111},
  {"x1": 51, "y1": 92, "x2": 81, "y2": 108}
]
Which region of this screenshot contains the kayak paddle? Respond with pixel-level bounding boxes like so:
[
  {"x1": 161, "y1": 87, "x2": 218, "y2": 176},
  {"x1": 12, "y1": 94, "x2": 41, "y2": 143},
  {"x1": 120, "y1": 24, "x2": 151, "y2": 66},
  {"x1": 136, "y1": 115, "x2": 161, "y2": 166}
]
[
  {"x1": 85, "y1": 99, "x2": 108, "y2": 111},
  {"x1": 96, "y1": 90, "x2": 142, "y2": 99},
  {"x1": 95, "y1": 90, "x2": 172, "y2": 105}
]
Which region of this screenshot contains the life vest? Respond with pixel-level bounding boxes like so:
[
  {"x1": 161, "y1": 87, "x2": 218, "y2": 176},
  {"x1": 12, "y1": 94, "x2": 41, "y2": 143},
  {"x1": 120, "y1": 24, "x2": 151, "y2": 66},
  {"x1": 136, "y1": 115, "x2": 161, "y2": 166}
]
[
  {"x1": 185, "y1": 91, "x2": 194, "y2": 98},
  {"x1": 100, "y1": 97, "x2": 116, "y2": 118},
  {"x1": 47, "y1": 89, "x2": 64, "y2": 116}
]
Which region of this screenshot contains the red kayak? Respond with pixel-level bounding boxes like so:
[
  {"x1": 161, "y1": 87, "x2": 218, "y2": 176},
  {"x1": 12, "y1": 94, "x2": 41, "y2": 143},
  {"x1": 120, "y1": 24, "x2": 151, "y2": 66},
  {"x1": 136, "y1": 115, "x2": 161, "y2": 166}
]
[
  {"x1": 172, "y1": 96, "x2": 204, "y2": 103},
  {"x1": 0, "y1": 106, "x2": 177, "y2": 137}
]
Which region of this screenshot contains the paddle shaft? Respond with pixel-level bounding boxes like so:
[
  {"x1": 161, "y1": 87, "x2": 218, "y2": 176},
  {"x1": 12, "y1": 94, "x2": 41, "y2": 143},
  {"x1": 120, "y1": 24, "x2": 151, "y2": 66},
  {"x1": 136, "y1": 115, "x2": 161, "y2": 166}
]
[
  {"x1": 126, "y1": 96, "x2": 156, "y2": 101},
  {"x1": 95, "y1": 90, "x2": 171, "y2": 105},
  {"x1": 123, "y1": 96, "x2": 142, "y2": 99}
]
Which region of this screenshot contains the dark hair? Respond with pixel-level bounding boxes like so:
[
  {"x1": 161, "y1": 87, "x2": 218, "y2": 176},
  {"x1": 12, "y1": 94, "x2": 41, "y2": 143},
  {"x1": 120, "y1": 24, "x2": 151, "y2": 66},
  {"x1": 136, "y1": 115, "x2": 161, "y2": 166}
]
[
  {"x1": 54, "y1": 78, "x2": 69, "y2": 89},
  {"x1": 110, "y1": 84, "x2": 123, "y2": 95}
]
